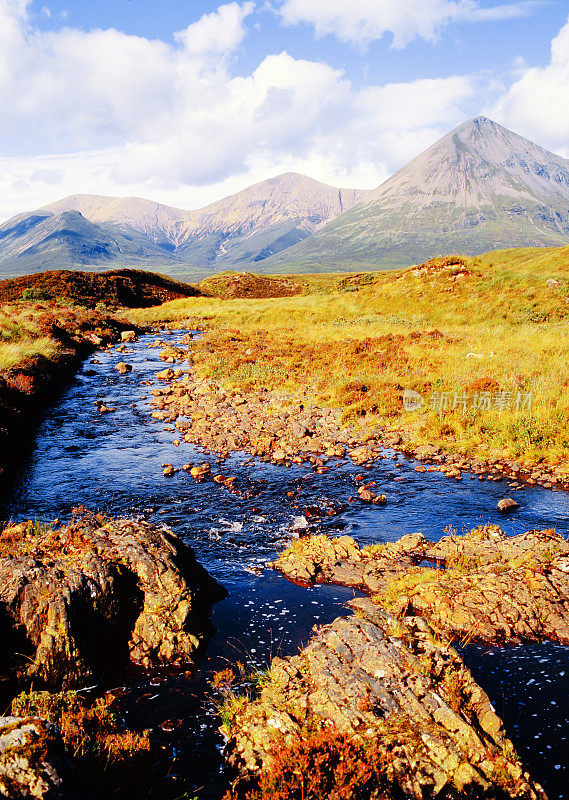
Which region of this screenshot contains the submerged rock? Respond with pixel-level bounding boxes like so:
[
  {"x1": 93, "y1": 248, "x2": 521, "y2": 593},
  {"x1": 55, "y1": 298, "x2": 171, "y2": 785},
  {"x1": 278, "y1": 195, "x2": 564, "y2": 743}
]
[
  {"x1": 0, "y1": 715, "x2": 76, "y2": 799},
  {"x1": 0, "y1": 515, "x2": 226, "y2": 689},
  {"x1": 224, "y1": 599, "x2": 546, "y2": 799}
]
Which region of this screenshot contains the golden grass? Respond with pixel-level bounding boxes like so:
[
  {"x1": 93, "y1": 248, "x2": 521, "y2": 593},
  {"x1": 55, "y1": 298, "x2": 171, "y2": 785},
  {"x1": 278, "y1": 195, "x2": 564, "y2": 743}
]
[
  {"x1": 0, "y1": 302, "x2": 66, "y2": 369},
  {"x1": 0, "y1": 337, "x2": 59, "y2": 370},
  {"x1": 125, "y1": 248, "x2": 569, "y2": 471}
]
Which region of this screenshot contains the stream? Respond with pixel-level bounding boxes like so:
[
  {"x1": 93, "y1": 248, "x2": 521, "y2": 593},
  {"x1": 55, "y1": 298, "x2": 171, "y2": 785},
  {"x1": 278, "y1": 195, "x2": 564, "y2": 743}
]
[{"x1": 1, "y1": 329, "x2": 569, "y2": 798}]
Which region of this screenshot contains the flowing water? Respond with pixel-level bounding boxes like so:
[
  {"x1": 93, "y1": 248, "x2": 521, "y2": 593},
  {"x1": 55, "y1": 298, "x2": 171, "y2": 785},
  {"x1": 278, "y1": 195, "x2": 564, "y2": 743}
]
[{"x1": 1, "y1": 329, "x2": 569, "y2": 798}]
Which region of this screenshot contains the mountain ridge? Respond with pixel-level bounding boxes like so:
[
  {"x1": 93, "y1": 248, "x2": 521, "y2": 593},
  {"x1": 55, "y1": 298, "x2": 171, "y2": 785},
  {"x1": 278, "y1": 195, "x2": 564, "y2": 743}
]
[
  {"x1": 2, "y1": 118, "x2": 569, "y2": 278},
  {"x1": 262, "y1": 117, "x2": 569, "y2": 272}
]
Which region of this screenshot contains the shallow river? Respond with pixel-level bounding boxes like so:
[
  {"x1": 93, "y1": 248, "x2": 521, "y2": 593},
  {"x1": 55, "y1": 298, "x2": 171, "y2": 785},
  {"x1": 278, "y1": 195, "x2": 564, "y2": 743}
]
[{"x1": 1, "y1": 330, "x2": 569, "y2": 798}]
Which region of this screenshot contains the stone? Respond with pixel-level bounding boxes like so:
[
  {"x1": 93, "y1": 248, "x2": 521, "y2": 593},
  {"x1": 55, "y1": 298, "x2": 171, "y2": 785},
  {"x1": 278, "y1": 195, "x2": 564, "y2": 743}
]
[
  {"x1": 114, "y1": 362, "x2": 132, "y2": 375},
  {"x1": 156, "y1": 368, "x2": 175, "y2": 381},
  {"x1": 121, "y1": 330, "x2": 137, "y2": 342},
  {"x1": 498, "y1": 497, "x2": 520, "y2": 512},
  {"x1": 0, "y1": 716, "x2": 76, "y2": 800},
  {"x1": 158, "y1": 346, "x2": 187, "y2": 363},
  {"x1": 271, "y1": 528, "x2": 569, "y2": 646},
  {"x1": 224, "y1": 601, "x2": 546, "y2": 800}
]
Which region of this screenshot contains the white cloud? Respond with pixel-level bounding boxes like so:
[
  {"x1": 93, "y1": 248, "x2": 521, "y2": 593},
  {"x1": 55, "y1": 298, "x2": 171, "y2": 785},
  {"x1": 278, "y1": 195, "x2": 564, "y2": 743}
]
[
  {"x1": 0, "y1": 0, "x2": 478, "y2": 220},
  {"x1": 279, "y1": 0, "x2": 539, "y2": 48},
  {"x1": 493, "y1": 16, "x2": 569, "y2": 157},
  {"x1": 174, "y1": 1, "x2": 254, "y2": 55}
]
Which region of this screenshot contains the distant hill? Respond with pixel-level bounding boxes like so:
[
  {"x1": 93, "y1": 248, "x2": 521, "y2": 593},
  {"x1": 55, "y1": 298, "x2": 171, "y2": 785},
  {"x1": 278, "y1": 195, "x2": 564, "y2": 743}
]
[
  {"x1": 263, "y1": 117, "x2": 569, "y2": 272},
  {"x1": 0, "y1": 268, "x2": 201, "y2": 307},
  {"x1": 3, "y1": 118, "x2": 569, "y2": 279},
  {"x1": 0, "y1": 174, "x2": 367, "y2": 279}
]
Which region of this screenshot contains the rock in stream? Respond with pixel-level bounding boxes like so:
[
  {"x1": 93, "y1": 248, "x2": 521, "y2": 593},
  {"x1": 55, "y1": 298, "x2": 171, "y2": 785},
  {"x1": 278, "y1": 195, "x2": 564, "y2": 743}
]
[
  {"x1": 0, "y1": 514, "x2": 226, "y2": 690},
  {"x1": 224, "y1": 599, "x2": 547, "y2": 799}
]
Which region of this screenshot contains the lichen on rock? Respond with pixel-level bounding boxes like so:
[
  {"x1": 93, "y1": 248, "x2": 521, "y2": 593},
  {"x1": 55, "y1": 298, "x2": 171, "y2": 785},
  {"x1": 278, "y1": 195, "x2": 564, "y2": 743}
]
[
  {"x1": 271, "y1": 527, "x2": 569, "y2": 645},
  {"x1": 223, "y1": 599, "x2": 547, "y2": 799},
  {"x1": 0, "y1": 514, "x2": 226, "y2": 689}
]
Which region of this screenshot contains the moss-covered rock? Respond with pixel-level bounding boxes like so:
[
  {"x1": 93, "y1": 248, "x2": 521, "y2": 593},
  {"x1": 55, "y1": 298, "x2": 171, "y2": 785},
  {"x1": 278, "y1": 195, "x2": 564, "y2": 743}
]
[
  {"x1": 0, "y1": 514, "x2": 226, "y2": 689},
  {"x1": 270, "y1": 528, "x2": 569, "y2": 645}
]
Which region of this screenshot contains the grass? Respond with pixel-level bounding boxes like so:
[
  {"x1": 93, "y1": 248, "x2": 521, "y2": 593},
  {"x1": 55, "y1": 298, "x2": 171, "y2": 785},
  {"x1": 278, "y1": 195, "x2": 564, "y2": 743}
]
[
  {"x1": 11, "y1": 689, "x2": 152, "y2": 800},
  {"x1": 0, "y1": 300, "x2": 124, "y2": 371},
  {"x1": 125, "y1": 247, "x2": 569, "y2": 470}
]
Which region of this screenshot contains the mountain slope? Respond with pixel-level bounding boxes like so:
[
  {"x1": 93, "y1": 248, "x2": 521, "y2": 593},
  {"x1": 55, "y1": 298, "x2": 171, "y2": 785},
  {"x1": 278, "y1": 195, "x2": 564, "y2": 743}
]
[
  {"x1": 0, "y1": 210, "x2": 182, "y2": 277},
  {"x1": 4, "y1": 119, "x2": 569, "y2": 279},
  {"x1": 32, "y1": 173, "x2": 367, "y2": 276},
  {"x1": 263, "y1": 117, "x2": 569, "y2": 272}
]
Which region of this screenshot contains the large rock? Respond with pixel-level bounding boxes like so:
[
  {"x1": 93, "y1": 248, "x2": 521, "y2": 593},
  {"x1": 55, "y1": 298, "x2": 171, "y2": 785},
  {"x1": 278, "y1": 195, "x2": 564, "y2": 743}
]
[
  {"x1": 0, "y1": 515, "x2": 226, "y2": 689},
  {"x1": 270, "y1": 528, "x2": 569, "y2": 645},
  {"x1": 224, "y1": 600, "x2": 546, "y2": 799},
  {"x1": 0, "y1": 716, "x2": 76, "y2": 799}
]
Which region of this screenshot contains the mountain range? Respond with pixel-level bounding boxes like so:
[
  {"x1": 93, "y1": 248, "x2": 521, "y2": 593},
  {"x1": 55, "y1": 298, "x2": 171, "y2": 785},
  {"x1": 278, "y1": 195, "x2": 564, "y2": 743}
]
[
  {"x1": 2, "y1": 117, "x2": 569, "y2": 279},
  {"x1": 0, "y1": 174, "x2": 367, "y2": 278}
]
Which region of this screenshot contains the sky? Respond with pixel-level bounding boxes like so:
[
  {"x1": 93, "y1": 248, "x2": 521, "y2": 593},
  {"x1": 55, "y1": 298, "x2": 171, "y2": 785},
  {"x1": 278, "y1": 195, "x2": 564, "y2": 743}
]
[{"x1": 1, "y1": 0, "x2": 569, "y2": 220}]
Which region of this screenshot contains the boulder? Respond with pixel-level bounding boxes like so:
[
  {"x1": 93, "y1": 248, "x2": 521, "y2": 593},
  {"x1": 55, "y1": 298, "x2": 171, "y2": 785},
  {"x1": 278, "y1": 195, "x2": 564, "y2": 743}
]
[
  {"x1": 271, "y1": 528, "x2": 569, "y2": 646},
  {"x1": 0, "y1": 515, "x2": 226, "y2": 689},
  {"x1": 120, "y1": 331, "x2": 137, "y2": 342},
  {"x1": 158, "y1": 347, "x2": 187, "y2": 363},
  {"x1": 155, "y1": 368, "x2": 175, "y2": 381},
  {"x1": 224, "y1": 601, "x2": 546, "y2": 800}
]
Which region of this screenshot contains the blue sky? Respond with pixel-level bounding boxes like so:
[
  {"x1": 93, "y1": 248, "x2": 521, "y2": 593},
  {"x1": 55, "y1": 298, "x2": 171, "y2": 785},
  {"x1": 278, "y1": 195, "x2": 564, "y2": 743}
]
[
  {"x1": 32, "y1": 0, "x2": 565, "y2": 85},
  {"x1": 1, "y1": 0, "x2": 569, "y2": 219}
]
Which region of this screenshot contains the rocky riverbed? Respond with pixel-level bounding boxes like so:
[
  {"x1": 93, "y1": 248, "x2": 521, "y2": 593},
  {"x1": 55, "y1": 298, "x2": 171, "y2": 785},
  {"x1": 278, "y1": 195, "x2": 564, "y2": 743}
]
[
  {"x1": 220, "y1": 527, "x2": 569, "y2": 798},
  {"x1": 147, "y1": 334, "x2": 569, "y2": 491}
]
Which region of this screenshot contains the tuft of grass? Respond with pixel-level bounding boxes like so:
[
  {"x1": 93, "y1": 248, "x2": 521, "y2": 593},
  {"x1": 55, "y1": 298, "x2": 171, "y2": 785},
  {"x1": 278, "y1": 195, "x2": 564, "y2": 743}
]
[{"x1": 11, "y1": 689, "x2": 152, "y2": 800}]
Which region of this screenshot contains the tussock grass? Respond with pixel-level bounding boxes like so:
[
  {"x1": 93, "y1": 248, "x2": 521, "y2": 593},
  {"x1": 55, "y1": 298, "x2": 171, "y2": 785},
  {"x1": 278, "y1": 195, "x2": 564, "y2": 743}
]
[
  {"x1": 0, "y1": 299, "x2": 124, "y2": 375},
  {"x1": 0, "y1": 337, "x2": 58, "y2": 370},
  {"x1": 124, "y1": 246, "x2": 569, "y2": 470}
]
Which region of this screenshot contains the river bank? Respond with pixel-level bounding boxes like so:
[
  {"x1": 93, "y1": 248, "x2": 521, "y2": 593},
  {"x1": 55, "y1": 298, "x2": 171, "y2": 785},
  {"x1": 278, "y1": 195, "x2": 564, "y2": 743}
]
[
  {"x1": 126, "y1": 253, "x2": 569, "y2": 484},
  {"x1": 0, "y1": 301, "x2": 139, "y2": 479},
  {"x1": 146, "y1": 335, "x2": 569, "y2": 493}
]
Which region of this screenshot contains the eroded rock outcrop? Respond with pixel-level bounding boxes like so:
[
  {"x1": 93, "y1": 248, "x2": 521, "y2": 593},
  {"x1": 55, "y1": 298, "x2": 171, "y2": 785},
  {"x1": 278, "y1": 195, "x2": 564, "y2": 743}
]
[
  {"x1": 224, "y1": 599, "x2": 547, "y2": 799},
  {"x1": 270, "y1": 527, "x2": 569, "y2": 645},
  {"x1": 0, "y1": 515, "x2": 226, "y2": 689},
  {"x1": 0, "y1": 716, "x2": 77, "y2": 799}
]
